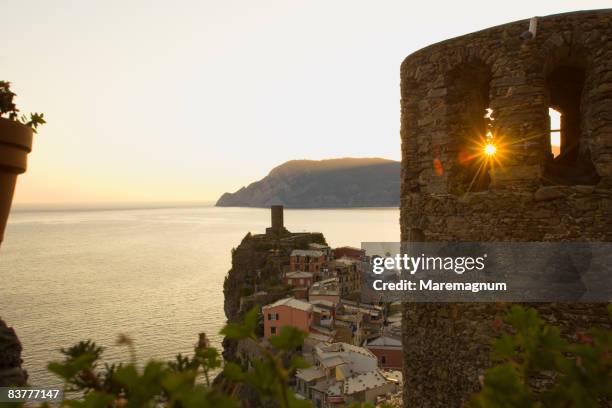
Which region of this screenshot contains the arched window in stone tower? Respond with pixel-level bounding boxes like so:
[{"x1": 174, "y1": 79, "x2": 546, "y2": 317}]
[
  {"x1": 447, "y1": 60, "x2": 492, "y2": 193},
  {"x1": 543, "y1": 65, "x2": 600, "y2": 185}
]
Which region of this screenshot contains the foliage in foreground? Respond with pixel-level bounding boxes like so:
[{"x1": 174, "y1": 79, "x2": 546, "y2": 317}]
[
  {"x1": 30, "y1": 307, "x2": 312, "y2": 408},
  {"x1": 3, "y1": 305, "x2": 609, "y2": 408},
  {"x1": 470, "y1": 305, "x2": 612, "y2": 408},
  {"x1": 29, "y1": 306, "x2": 382, "y2": 408}
]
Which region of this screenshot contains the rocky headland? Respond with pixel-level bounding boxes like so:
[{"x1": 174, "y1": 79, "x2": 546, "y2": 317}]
[{"x1": 216, "y1": 158, "x2": 400, "y2": 208}]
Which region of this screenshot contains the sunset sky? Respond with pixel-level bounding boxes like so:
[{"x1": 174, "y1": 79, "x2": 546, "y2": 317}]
[{"x1": 3, "y1": 0, "x2": 608, "y2": 204}]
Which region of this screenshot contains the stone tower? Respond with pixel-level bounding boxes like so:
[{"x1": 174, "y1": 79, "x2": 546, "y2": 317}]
[
  {"x1": 400, "y1": 10, "x2": 612, "y2": 406},
  {"x1": 271, "y1": 205, "x2": 284, "y2": 232},
  {"x1": 266, "y1": 205, "x2": 288, "y2": 236}
]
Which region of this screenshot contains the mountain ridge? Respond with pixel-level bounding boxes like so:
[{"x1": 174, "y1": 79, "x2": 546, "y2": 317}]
[{"x1": 216, "y1": 158, "x2": 400, "y2": 208}]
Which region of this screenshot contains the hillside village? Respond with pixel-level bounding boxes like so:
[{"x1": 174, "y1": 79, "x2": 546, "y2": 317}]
[{"x1": 223, "y1": 206, "x2": 402, "y2": 407}]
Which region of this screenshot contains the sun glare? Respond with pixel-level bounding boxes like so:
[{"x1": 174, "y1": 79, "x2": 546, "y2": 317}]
[{"x1": 484, "y1": 143, "x2": 497, "y2": 156}]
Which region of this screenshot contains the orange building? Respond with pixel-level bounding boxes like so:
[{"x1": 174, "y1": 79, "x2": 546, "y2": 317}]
[
  {"x1": 283, "y1": 271, "x2": 314, "y2": 288},
  {"x1": 262, "y1": 298, "x2": 313, "y2": 339},
  {"x1": 290, "y1": 249, "x2": 327, "y2": 274},
  {"x1": 283, "y1": 271, "x2": 314, "y2": 299}
]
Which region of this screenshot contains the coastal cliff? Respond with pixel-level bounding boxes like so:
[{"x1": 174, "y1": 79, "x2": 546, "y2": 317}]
[
  {"x1": 223, "y1": 231, "x2": 326, "y2": 323},
  {"x1": 222, "y1": 226, "x2": 326, "y2": 361},
  {"x1": 216, "y1": 158, "x2": 400, "y2": 208},
  {"x1": 0, "y1": 319, "x2": 28, "y2": 386}
]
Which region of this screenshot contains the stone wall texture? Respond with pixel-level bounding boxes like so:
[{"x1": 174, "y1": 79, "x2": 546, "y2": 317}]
[{"x1": 400, "y1": 10, "x2": 612, "y2": 407}]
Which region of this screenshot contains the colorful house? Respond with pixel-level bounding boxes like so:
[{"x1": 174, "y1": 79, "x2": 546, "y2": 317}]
[
  {"x1": 329, "y1": 257, "x2": 361, "y2": 296},
  {"x1": 363, "y1": 334, "x2": 403, "y2": 370},
  {"x1": 262, "y1": 297, "x2": 313, "y2": 339},
  {"x1": 290, "y1": 249, "x2": 327, "y2": 274},
  {"x1": 284, "y1": 271, "x2": 314, "y2": 288},
  {"x1": 309, "y1": 278, "x2": 340, "y2": 306}
]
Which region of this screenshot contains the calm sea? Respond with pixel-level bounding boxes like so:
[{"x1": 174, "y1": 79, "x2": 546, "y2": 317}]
[{"x1": 0, "y1": 204, "x2": 399, "y2": 388}]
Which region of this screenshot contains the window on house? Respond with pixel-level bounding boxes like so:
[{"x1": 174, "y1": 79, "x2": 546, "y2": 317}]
[
  {"x1": 544, "y1": 65, "x2": 599, "y2": 185},
  {"x1": 275, "y1": 313, "x2": 280, "y2": 320},
  {"x1": 268, "y1": 313, "x2": 272, "y2": 320},
  {"x1": 270, "y1": 327, "x2": 276, "y2": 335},
  {"x1": 381, "y1": 355, "x2": 387, "y2": 365}
]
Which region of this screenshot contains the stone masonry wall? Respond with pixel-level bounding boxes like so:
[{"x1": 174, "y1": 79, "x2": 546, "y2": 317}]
[{"x1": 400, "y1": 10, "x2": 612, "y2": 407}]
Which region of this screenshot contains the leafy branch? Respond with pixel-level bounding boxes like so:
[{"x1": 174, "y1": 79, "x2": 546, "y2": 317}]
[
  {"x1": 0, "y1": 81, "x2": 45, "y2": 133},
  {"x1": 470, "y1": 305, "x2": 612, "y2": 408}
]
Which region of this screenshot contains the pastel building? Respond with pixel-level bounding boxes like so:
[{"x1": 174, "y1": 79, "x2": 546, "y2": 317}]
[
  {"x1": 283, "y1": 271, "x2": 314, "y2": 288},
  {"x1": 284, "y1": 271, "x2": 314, "y2": 299},
  {"x1": 308, "y1": 278, "x2": 340, "y2": 306},
  {"x1": 262, "y1": 298, "x2": 313, "y2": 339},
  {"x1": 328, "y1": 257, "x2": 361, "y2": 296},
  {"x1": 363, "y1": 334, "x2": 403, "y2": 370},
  {"x1": 290, "y1": 249, "x2": 327, "y2": 274}
]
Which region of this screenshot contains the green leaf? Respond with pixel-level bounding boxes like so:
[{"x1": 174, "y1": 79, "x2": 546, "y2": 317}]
[
  {"x1": 490, "y1": 334, "x2": 516, "y2": 361},
  {"x1": 469, "y1": 364, "x2": 533, "y2": 407},
  {"x1": 62, "y1": 392, "x2": 115, "y2": 408},
  {"x1": 195, "y1": 347, "x2": 222, "y2": 371},
  {"x1": 47, "y1": 353, "x2": 97, "y2": 381},
  {"x1": 289, "y1": 355, "x2": 310, "y2": 371},
  {"x1": 268, "y1": 326, "x2": 307, "y2": 352},
  {"x1": 223, "y1": 362, "x2": 245, "y2": 381},
  {"x1": 220, "y1": 306, "x2": 259, "y2": 340}
]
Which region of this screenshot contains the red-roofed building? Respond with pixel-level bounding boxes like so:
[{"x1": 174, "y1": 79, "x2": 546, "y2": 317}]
[{"x1": 334, "y1": 246, "x2": 365, "y2": 261}]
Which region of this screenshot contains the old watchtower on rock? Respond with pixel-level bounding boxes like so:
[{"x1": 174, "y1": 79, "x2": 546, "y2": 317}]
[
  {"x1": 400, "y1": 10, "x2": 612, "y2": 406},
  {"x1": 266, "y1": 205, "x2": 288, "y2": 236}
]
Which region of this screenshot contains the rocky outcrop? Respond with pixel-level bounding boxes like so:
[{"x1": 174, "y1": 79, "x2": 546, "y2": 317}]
[
  {"x1": 222, "y1": 230, "x2": 326, "y2": 362},
  {"x1": 216, "y1": 158, "x2": 400, "y2": 208},
  {"x1": 0, "y1": 319, "x2": 27, "y2": 386}
]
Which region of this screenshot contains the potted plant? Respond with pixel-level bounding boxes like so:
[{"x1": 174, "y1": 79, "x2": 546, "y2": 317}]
[{"x1": 0, "y1": 81, "x2": 44, "y2": 244}]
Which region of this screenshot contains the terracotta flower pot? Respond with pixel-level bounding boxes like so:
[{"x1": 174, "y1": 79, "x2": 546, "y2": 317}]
[{"x1": 0, "y1": 118, "x2": 32, "y2": 244}]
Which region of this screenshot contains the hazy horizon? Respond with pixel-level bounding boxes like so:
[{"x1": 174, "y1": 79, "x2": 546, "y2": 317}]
[{"x1": 3, "y1": 1, "x2": 609, "y2": 204}]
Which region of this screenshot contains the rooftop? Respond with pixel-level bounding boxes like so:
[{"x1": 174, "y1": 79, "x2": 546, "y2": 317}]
[
  {"x1": 364, "y1": 335, "x2": 402, "y2": 348},
  {"x1": 335, "y1": 246, "x2": 362, "y2": 251},
  {"x1": 285, "y1": 271, "x2": 314, "y2": 279},
  {"x1": 318, "y1": 342, "x2": 376, "y2": 358},
  {"x1": 262, "y1": 297, "x2": 313, "y2": 312},
  {"x1": 309, "y1": 299, "x2": 335, "y2": 309},
  {"x1": 306, "y1": 332, "x2": 333, "y2": 344},
  {"x1": 344, "y1": 370, "x2": 390, "y2": 395},
  {"x1": 318, "y1": 278, "x2": 338, "y2": 285},
  {"x1": 330, "y1": 257, "x2": 357, "y2": 266},
  {"x1": 291, "y1": 249, "x2": 324, "y2": 257},
  {"x1": 320, "y1": 356, "x2": 346, "y2": 369},
  {"x1": 310, "y1": 278, "x2": 340, "y2": 296},
  {"x1": 341, "y1": 299, "x2": 383, "y2": 310},
  {"x1": 296, "y1": 366, "x2": 326, "y2": 382}
]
